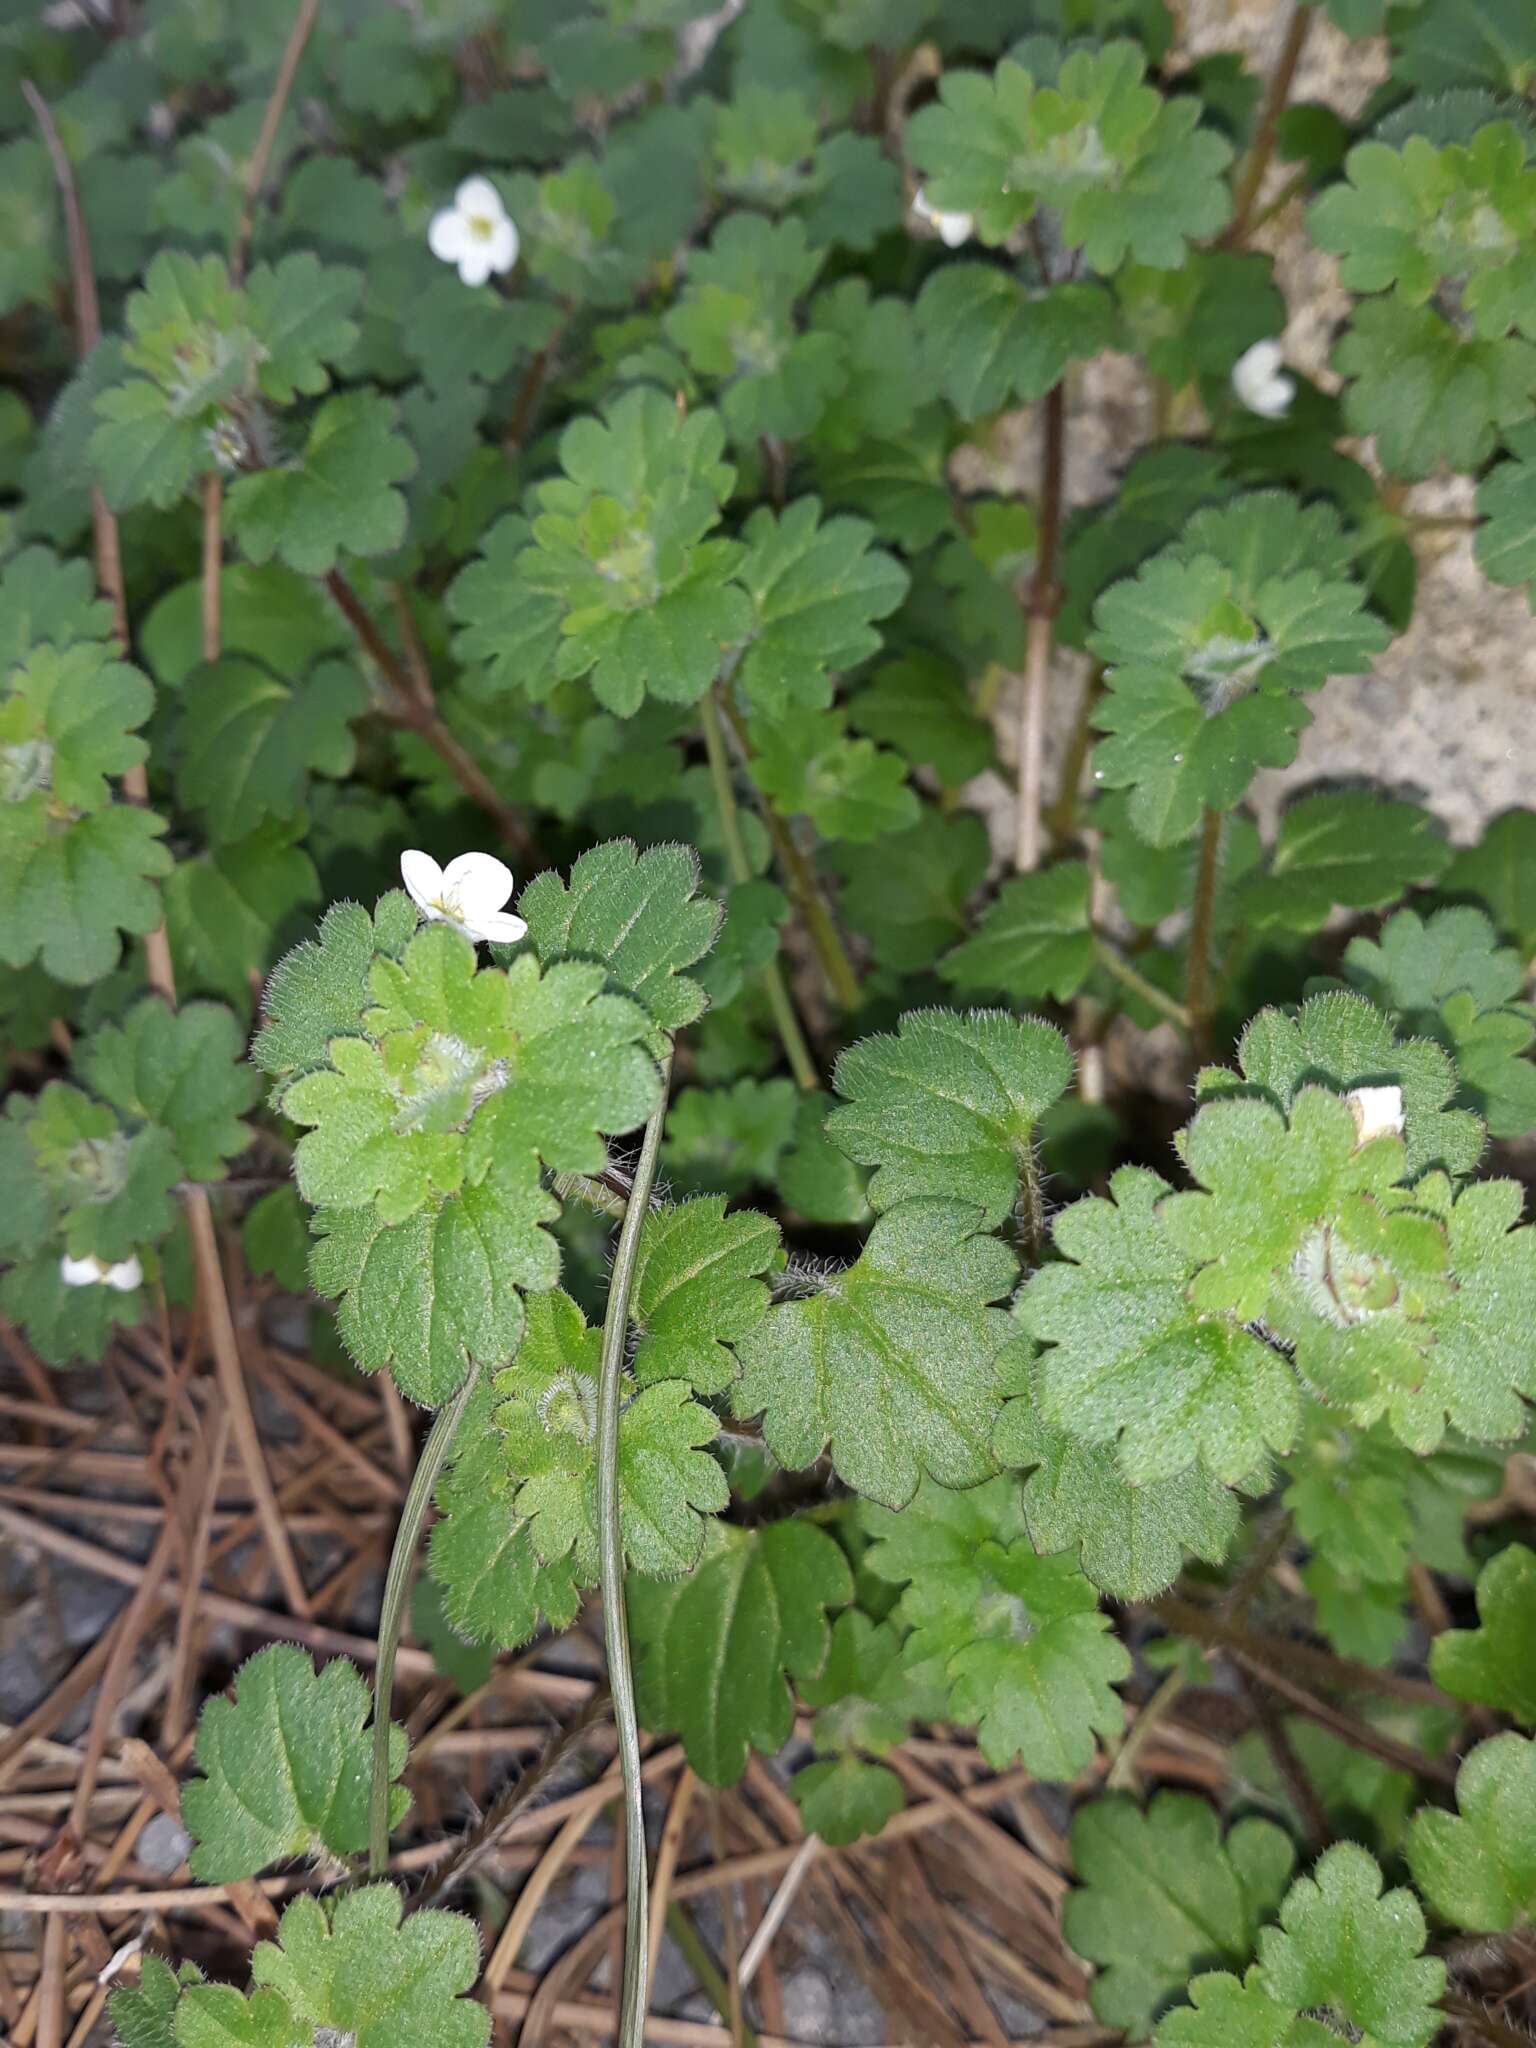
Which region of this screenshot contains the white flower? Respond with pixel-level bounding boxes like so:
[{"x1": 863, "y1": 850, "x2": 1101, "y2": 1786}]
[
  {"x1": 1231, "y1": 338, "x2": 1295, "y2": 420},
  {"x1": 911, "y1": 186, "x2": 974, "y2": 248},
  {"x1": 428, "y1": 175, "x2": 519, "y2": 288},
  {"x1": 1347, "y1": 1085, "x2": 1405, "y2": 1145},
  {"x1": 60, "y1": 1251, "x2": 143, "y2": 1292},
  {"x1": 400, "y1": 849, "x2": 528, "y2": 946}
]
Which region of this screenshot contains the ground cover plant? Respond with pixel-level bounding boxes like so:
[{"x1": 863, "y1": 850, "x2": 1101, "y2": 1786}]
[{"x1": 2, "y1": 0, "x2": 1536, "y2": 2043}]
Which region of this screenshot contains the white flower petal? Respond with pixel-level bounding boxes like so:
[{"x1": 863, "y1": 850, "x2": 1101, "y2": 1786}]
[
  {"x1": 457, "y1": 244, "x2": 497, "y2": 288},
  {"x1": 912, "y1": 187, "x2": 938, "y2": 224},
  {"x1": 401, "y1": 848, "x2": 445, "y2": 916},
  {"x1": 471, "y1": 910, "x2": 530, "y2": 946},
  {"x1": 428, "y1": 207, "x2": 471, "y2": 265},
  {"x1": 937, "y1": 209, "x2": 974, "y2": 247},
  {"x1": 61, "y1": 1252, "x2": 105, "y2": 1288},
  {"x1": 1348, "y1": 1085, "x2": 1405, "y2": 1145},
  {"x1": 104, "y1": 1255, "x2": 143, "y2": 1293},
  {"x1": 485, "y1": 216, "x2": 518, "y2": 275},
  {"x1": 441, "y1": 850, "x2": 515, "y2": 918},
  {"x1": 455, "y1": 175, "x2": 505, "y2": 224}
]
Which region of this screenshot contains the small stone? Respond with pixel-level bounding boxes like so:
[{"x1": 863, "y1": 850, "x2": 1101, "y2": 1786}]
[{"x1": 135, "y1": 1812, "x2": 191, "y2": 1876}]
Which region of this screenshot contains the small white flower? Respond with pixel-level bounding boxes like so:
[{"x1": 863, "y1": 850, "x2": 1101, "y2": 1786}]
[
  {"x1": 1231, "y1": 338, "x2": 1295, "y2": 420},
  {"x1": 400, "y1": 849, "x2": 528, "y2": 946},
  {"x1": 60, "y1": 1251, "x2": 143, "y2": 1292},
  {"x1": 428, "y1": 175, "x2": 519, "y2": 288},
  {"x1": 1347, "y1": 1085, "x2": 1405, "y2": 1145},
  {"x1": 911, "y1": 186, "x2": 974, "y2": 249}
]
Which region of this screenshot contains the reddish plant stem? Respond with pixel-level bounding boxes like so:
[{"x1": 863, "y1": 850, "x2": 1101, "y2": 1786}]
[
  {"x1": 324, "y1": 569, "x2": 538, "y2": 863},
  {"x1": 1184, "y1": 806, "x2": 1223, "y2": 1058},
  {"x1": 1223, "y1": 2, "x2": 1314, "y2": 248},
  {"x1": 1015, "y1": 382, "x2": 1066, "y2": 873},
  {"x1": 230, "y1": 0, "x2": 321, "y2": 283}
]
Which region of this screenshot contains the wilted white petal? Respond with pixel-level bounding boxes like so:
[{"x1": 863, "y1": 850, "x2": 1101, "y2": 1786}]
[
  {"x1": 1347, "y1": 1085, "x2": 1405, "y2": 1144},
  {"x1": 911, "y1": 186, "x2": 974, "y2": 248},
  {"x1": 441, "y1": 850, "x2": 515, "y2": 918},
  {"x1": 1232, "y1": 337, "x2": 1295, "y2": 419},
  {"x1": 472, "y1": 910, "x2": 530, "y2": 946},
  {"x1": 400, "y1": 848, "x2": 446, "y2": 917},
  {"x1": 60, "y1": 1252, "x2": 106, "y2": 1288}
]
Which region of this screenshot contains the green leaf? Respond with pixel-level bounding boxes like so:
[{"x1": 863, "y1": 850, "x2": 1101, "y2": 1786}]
[
  {"x1": 1091, "y1": 493, "x2": 1392, "y2": 845},
  {"x1": 778, "y1": 1090, "x2": 872, "y2": 1225},
  {"x1": 226, "y1": 392, "x2": 416, "y2": 575},
  {"x1": 242, "y1": 1186, "x2": 312, "y2": 1294},
  {"x1": 490, "y1": 1289, "x2": 727, "y2": 1577},
  {"x1": 1408, "y1": 1731, "x2": 1536, "y2": 1932},
  {"x1": 735, "y1": 1199, "x2": 1017, "y2": 1506},
  {"x1": 1430, "y1": 1543, "x2": 1536, "y2": 1722},
  {"x1": 242, "y1": 253, "x2": 362, "y2": 405},
  {"x1": 1153, "y1": 1970, "x2": 1337, "y2": 2047},
  {"x1": 165, "y1": 828, "x2": 320, "y2": 1011},
  {"x1": 665, "y1": 1076, "x2": 799, "y2": 1196},
  {"x1": 916, "y1": 268, "x2": 1121, "y2": 417},
  {"x1": 832, "y1": 809, "x2": 991, "y2": 976},
  {"x1": 494, "y1": 389, "x2": 750, "y2": 715},
  {"x1": 1167, "y1": 1089, "x2": 1536, "y2": 1453},
  {"x1": 1063, "y1": 1792, "x2": 1296, "y2": 2035},
  {"x1": 1198, "y1": 990, "x2": 1485, "y2": 1181},
  {"x1": 79, "y1": 996, "x2": 257, "y2": 1181},
  {"x1": 788, "y1": 1611, "x2": 931, "y2": 1844},
  {"x1": 732, "y1": 497, "x2": 907, "y2": 717},
  {"x1": 254, "y1": 894, "x2": 420, "y2": 1088},
  {"x1": 826, "y1": 1009, "x2": 1072, "y2": 1227},
  {"x1": 846, "y1": 653, "x2": 995, "y2": 789},
  {"x1": 109, "y1": 1956, "x2": 186, "y2": 2048},
  {"x1": 1442, "y1": 809, "x2": 1536, "y2": 956},
  {"x1": 862, "y1": 1476, "x2": 1129, "y2": 1776},
  {"x1": 1, "y1": 640, "x2": 153, "y2": 812},
  {"x1": 1021, "y1": 1164, "x2": 1295, "y2": 1484},
  {"x1": 1332, "y1": 297, "x2": 1536, "y2": 478},
  {"x1": 411, "y1": 1575, "x2": 496, "y2": 1696},
  {"x1": 939, "y1": 861, "x2": 1095, "y2": 1004},
  {"x1": 173, "y1": 1986, "x2": 303, "y2": 2048},
  {"x1": 1397, "y1": 0, "x2": 1536, "y2": 94},
  {"x1": 0, "y1": 546, "x2": 116, "y2": 666},
  {"x1": 1238, "y1": 794, "x2": 1449, "y2": 932},
  {"x1": 1254, "y1": 1843, "x2": 1445, "y2": 2048},
  {"x1": 25, "y1": 1079, "x2": 180, "y2": 1264},
  {"x1": 176, "y1": 657, "x2": 368, "y2": 843},
  {"x1": 1343, "y1": 906, "x2": 1536, "y2": 1138},
  {"x1": 181, "y1": 1644, "x2": 408, "y2": 1882},
  {"x1": 663, "y1": 211, "x2": 844, "y2": 444},
  {"x1": 428, "y1": 1389, "x2": 582, "y2": 1649},
  {"x1": 0, "y1": 799, "x2": 173, "y2": 987},
  {"x1": 0, "y1": 1246, "x2": 144, "y2": 1368},
  {"x1": 309, "y1": 1179, "x2": 546, "y2": 1406},
  {"x1": 748, "y1": 708, "x2": 917, "y2": 842},
  {"x1": 908, "y1": 44, "x2": 1232, "y2": 267},
  {"x1": 630, "y1": 1196, "x2": 783, "y2": 1395},
  {"x1": 518, "y1": 839, "x2": 722, "y2": 1040},
  {"x1": 995, "y1": 1347, "x2": 1240, "y2": 1600},
  {"x1": 250, "y1": 1886, "x2": 489, "y2": 2048},
  {"x1": 1476, "y1": 421, "x2": 1536, "y2": 600},
  {"x1": 629, "y1": 1517, "x2": 853, "y2": 1785}
]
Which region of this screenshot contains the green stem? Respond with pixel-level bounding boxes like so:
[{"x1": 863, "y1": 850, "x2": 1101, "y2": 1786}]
[
  {"x1": 700, "y1": 690, "x2": 820, "y2": 1092},
  {"x1": 667, "y1": 1901, "x2": 761, "y2": 2048},
  {"x1": 1093, "y1": 936, "x2": 1193, "y2": 1032},
  {"x1": 369, "y1": 1361, "x2": 482, "y2": 1876},
  {"x1": 600, "y1": 1051, "x2": 674, "y2": 2048},
  {"x1": 1107, "y1": 1666, "x2": 1186, "y2": 1791},
  {"x1": 716, "y1": 694, "x2": 862, "y2": 1014},
  {"x1": 1184, "y1": 807, "x2": 1223, "y2": 1060}
]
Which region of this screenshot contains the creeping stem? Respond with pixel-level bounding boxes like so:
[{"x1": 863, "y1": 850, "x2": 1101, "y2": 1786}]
[
  {"x1": 369, "y1": 1359, "x2": 483, "y2": 1876},
  {"x1": 599, "y1": 1051, "x2": 674, "y2": 2048}
]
